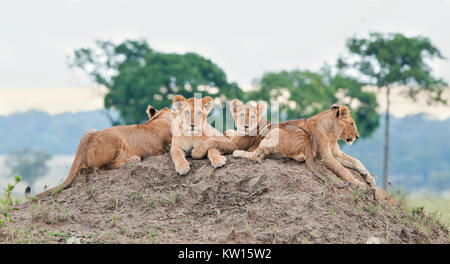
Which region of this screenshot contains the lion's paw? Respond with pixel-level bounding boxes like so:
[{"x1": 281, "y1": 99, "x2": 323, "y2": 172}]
[
  {"x1": 232, "y1": 150, "x2": 245, "y2": 158},
  {"x1": 175, "y1": 160, "x2": 190, "y2": 175},
  {"x1": 224, "y1": 130, "x2": 237, "y2": 138},
  {"x1": 349, "y1": 181, "x2": 368, "y2": 191},
  {"x1": 211, "y1": 155, "x2": 227, "y2": 168}
]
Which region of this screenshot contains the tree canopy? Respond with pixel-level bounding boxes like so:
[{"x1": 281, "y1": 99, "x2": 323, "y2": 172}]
[{"x1": 341, "y1": 32, "x2": 448, "y2": 103}]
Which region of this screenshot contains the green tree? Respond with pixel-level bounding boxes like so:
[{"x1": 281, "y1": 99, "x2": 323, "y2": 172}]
[
  {"x1": 341, "y1": 32, "x2": 448, "y2": 189},
  {"x1": 5, "y1": 148, "x2": 52, "y2": 184},
  {"x1": 247, "y1": 66, "x2": 379, "y2": 138},
  {"x1": 69, "y1": 39, "x2": 243, "y2": 125}
]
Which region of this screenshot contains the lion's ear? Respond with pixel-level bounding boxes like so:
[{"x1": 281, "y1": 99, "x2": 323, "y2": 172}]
[
  {"x1": 331, "y1": 104, "x2": 341, "y2": 118},
  {"x1": 173, "y1": 95, "x2": 186, "y2": 111},
  {"x1": 202, "y1": 96, "x2": 214, "y2": 113},
  {"x1": 256, "y1": 101, "x2": 266, "y2": 117},
  {"x1": 338, "y1": 106, "x2": 349, "y2": 119},
  {"x1": 146, "y1": 105, "x2": 157, "y2": 119},
  {"x1": 331, "y1": 104, "x2": 340, "y2": 110},
  {"x1": 230, "y1": 99, "x2": 243, "y2": 114}
]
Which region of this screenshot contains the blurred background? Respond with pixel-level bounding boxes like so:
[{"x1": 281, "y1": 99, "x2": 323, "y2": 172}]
[{"x1": 0, "y1": 0, "x2": 449, "y2": 219}]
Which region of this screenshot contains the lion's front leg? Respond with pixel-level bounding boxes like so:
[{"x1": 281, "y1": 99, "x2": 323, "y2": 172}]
[
  {"x1": 330, "y1": 142, "x2": 375, "y2": 187},
  {"x1": 320, "y1": 150, "x2": 367, "y2": 189},
  {"x1": 192, "y1": 136, "x2": 237, "y2": 159},
  {"x1": 335, "y1": 153, "x2": 376, "y2": 187},
  {"x1": 233, "y1": 149, "x2": 266, "y2": 163},
  {"x1": 207, "y1": 148, "x2": 227, "y2": 168},
  {"x1": 170, "y1": 145, "x2": 190, "y2": 175}
]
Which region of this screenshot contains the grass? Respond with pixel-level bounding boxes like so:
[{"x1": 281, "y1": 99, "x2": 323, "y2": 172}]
[
  {"x1": 405, "y1": 196, "x2": 450, "y2": 228},
  {"x1": 0, "y1": 176, "x2": 22, "y2": 228}
]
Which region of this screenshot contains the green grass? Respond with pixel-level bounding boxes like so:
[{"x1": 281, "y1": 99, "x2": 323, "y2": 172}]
[{"x1": 405, "y1": 196, "x2": 450, "y2": 228}]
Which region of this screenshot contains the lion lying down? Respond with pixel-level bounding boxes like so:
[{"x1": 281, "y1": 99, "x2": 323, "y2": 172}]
[
  {"x1": 233, "y1": 104, "x2": 376, "y2": 189},
  {"x1": 192, "y1": 102, "x2": 374, "y2": 187},
  {"x1": 170, "y1": 95, "x2": 235, "y2": 175},
  {"x1": 194, "y1": 102, "x2": 390, "y2": 199},
  {"x1": 36, "y1": 105, "x2": 175, "y2": 197}
]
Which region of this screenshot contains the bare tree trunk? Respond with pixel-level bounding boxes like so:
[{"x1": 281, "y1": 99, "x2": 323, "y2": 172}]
[{"x1": 383, "y1": 86, "x2": 390, "y2": 190}]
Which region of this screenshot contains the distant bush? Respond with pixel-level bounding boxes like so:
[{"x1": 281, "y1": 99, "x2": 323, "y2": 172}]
[{"x1": 5, "y1": 148, "x2": 51, "y2": 185}]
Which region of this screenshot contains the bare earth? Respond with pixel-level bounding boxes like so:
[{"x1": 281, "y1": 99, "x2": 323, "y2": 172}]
[{"x1": 3, "y1": 154, "x2": 448, "y2": 243}]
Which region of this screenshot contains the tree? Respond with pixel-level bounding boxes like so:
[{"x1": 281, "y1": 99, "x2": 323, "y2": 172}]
[
  {"x1": 247, "y1": 66, "x2": 380, "y2": 138},
  {"x1": 69, "y1": 39, "x2": 243, "y2": 125},
  {"x1": 5, "y1": 148, "x2": 52, "y2": 184},
  {"x1": 341, "y1": 32, "x2": 448, "y2": 189}
]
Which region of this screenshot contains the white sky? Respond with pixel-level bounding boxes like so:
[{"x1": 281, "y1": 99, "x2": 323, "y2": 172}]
[{"x1": 1, "y1": 0, "x2": 450, "y2": 118}]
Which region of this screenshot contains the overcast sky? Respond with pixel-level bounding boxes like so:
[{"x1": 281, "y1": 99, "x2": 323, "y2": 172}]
[{"x1": 1, "y1": 0, "x2": 450, "y2": 118}]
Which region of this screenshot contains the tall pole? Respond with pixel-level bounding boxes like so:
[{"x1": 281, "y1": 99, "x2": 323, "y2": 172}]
[{"x1": 383, "y1": 86, "x2": 390, "y2": 190}]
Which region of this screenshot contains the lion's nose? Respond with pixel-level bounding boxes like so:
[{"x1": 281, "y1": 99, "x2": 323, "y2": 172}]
[
  {"x1": 191, "y1": 124, "x2": 195, "y2": 129},
  {"x1": 356, "y1": 135, "x2": 359, "y2": 139},
  {"x1": 244, "y1": 125, "x2": 249, "y2": 129}
]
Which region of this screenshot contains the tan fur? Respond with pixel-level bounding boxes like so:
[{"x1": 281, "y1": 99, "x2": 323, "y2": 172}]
[
  {"x1": 36, "y1": 106, "x2": 175, "y2": 197},
  {"x1": 233, "y1": 104, "x2": 377, "y2": 190},
  {"x1": 191, "y1": 99, "x2": 271, "y2": 158},
  {"x1": 170, "y1": 95, "x2": 232, "y2": 175}
]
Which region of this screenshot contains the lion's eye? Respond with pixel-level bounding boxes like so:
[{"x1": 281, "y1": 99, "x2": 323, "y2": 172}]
[
  {"x1": 197, "y1": 111, "x2": 202, "y2": 116},
  {"x1": 251, "y1": 115, "x2": 256, "y2": 119}
]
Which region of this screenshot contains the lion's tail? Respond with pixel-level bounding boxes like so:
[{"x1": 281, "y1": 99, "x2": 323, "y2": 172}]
[{"x1": 36, "y1": 129, "x2": 96, "y2": 199}]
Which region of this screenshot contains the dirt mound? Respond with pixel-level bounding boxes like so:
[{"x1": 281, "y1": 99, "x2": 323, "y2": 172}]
[{"x1": 4, "y1": 155, "x2": 449, "y2": 243}]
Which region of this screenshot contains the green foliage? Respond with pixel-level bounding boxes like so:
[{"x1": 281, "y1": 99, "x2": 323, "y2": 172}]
[
  {"x1": 342, "y1": 32, "x2": 448, "y2": 103},
  {"x1": 247, "y1": 66, "x2": 379, "y2": 138},
  {"x1": 411, "y1": 206, "x2": 425, "y2": 217},
  {"x1": 69, "y1": 39, "x2": 244, "y2": 125},
  {"x1": 5, "y1": 148, "x2": 51, "y2": 184},
  {"x1": 0, "y1": 175, "x2": 21, "y2": 228}
]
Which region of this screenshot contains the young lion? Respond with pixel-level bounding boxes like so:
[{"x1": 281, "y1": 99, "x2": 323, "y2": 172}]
[
  {"x1": 170, "y1": 95, "x2": 233, "y2": 175},
  {"x1": 36, "y1": 105, "x2": 175, "y2": 197},
  {"x1": 190, "y1": 99, "x2": 271, "y2": 158},
  {"x1": 233, "y1": 104, "x2": 376, "y2": 189}
]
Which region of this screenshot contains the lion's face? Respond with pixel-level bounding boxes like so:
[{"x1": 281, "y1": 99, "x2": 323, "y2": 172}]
[
  {"x1": 230, "y1": 99, "x2": 265, "y2": 136},
  {"x1": 172, "y1": 95, "x2": 213, "y2": 136},
  {"x1": 331, "y1": 105, "x2": 359, "y2": 145}
]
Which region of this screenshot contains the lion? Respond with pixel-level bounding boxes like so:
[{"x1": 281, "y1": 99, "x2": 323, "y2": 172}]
[
  {"x1": 190, "y1": 99, "x2": 271, "y2": 158},
  {"x1": 36, "y1": 105, "x2": 175, "y2": 198},
  {"x1": 170, "y1": 95, "x2": 233, "y2": 175},
  {"x1": 232, "y1": 104, "x2": 377, "y2": 190}
]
